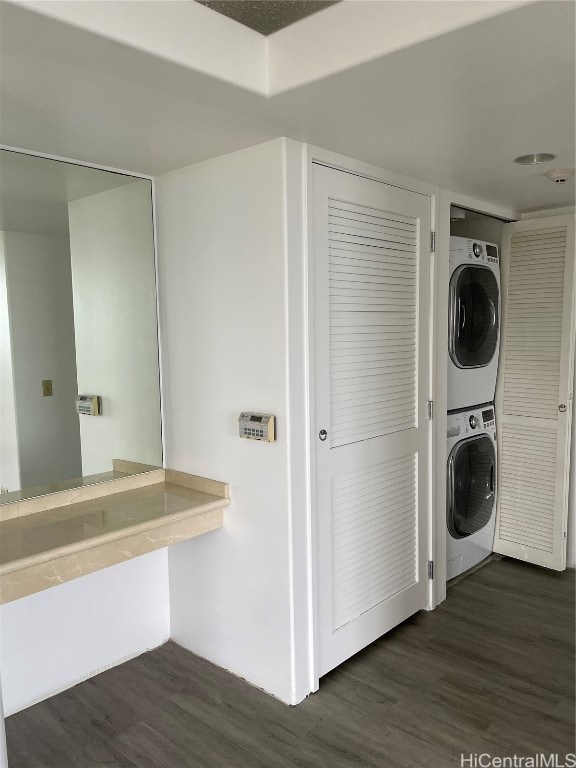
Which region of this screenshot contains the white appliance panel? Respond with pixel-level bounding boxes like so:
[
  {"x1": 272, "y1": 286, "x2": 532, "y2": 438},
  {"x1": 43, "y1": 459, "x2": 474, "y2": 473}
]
[
  {"x1": 446, "y1": 404, "x2": 497, "y2": 579},
  {"x1": 448, "y1": 236, "x2": 501, "y2": 410}
]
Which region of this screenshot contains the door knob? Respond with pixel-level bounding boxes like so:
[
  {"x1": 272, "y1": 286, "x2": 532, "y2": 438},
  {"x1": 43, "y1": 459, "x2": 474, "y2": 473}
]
[
  {"x1": 319, "y1": 429, "x2": 328, "y2": 441},
  {"x1": 558, "y1": 404, "x2": 567, "y2": 413}
]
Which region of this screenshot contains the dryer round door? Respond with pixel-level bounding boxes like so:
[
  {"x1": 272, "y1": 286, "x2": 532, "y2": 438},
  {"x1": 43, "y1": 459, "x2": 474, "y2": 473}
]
[
  {"x1": 449, "y1": 265, "x2": 499, "y2": 368},
  {"x1": 447, "y1": 435, "x2": 496, "y2": 539}
]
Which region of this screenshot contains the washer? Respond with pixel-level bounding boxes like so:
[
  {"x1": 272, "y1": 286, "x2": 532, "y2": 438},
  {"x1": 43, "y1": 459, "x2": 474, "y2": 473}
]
[
  {"x1": 446, "y1": 404, "x2": 497, "y2": 580},
  {"x1": 448, "y1": 236, "x2": 500, "y2": 411}
]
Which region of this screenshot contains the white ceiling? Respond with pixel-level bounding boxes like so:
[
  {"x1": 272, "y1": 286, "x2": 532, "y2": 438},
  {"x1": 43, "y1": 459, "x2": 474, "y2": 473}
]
[{"x1": 1, "y1": 0, "x2": 574, "y2": 212}]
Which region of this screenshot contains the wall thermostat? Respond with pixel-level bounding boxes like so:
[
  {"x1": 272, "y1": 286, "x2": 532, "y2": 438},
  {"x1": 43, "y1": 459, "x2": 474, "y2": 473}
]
[
  {"x1": 76, "y1": 394, "x2": 102, "y2": 416},
  {"x1": 238, "y1": 412, "x2": 275, "y2": 442}
]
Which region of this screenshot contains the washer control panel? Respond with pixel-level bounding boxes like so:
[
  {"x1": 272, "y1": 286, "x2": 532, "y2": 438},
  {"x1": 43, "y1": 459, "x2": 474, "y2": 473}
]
[
  {"x1": 447, "y1": 405, "x2": 495, "y2": 439},
  {"x1": 450, "y1": 236, "x2": 499, "y2": 266}
]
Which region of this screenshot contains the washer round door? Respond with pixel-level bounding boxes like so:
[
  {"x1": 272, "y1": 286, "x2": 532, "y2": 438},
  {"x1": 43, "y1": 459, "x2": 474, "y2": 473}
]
[
  {"x1": 449, "y1": 265, "x2": 499, "y2": 368},
  {"x1": 447, "y1": 435, "x2": 496, "y2": 539}
]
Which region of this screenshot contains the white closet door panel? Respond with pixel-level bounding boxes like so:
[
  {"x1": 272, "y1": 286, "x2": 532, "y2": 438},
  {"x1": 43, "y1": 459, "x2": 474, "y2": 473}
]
[
  {"x1": 313, "y1": 163, "x2": 431, "y2": 677},
  {"x1": 332, "y1": 455, "x2": 418, "y2": 630},
  {"x1": 502, "y1": 227, "x2": 566, "y2": 419},
  {"x1": 498, "y1": 422, "x2": 558, "y2": 555},
  {"x1": 327, "y1": 197, "x2": 418, "y2": 449},
  {"x1": 494, "y1": 215, "x2": 575, "y2": 570}
]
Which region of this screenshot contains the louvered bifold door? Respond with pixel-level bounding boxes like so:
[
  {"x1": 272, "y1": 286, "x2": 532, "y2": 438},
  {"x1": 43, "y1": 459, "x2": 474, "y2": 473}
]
[
  {"x1": 494, "y1": 215, "x2": 576, "y2": 571},
  {"x1": 312, "y1": 164, "x2": 432, "y2": 677}
]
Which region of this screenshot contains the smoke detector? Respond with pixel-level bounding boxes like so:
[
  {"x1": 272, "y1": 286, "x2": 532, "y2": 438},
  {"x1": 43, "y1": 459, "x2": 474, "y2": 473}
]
[{"x1": 544, "y1": 168, "x2": 575, "y2": 184}]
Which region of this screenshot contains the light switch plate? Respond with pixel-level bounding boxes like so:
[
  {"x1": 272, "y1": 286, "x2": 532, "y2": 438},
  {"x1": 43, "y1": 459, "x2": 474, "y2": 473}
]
[{"x1": 42, "y1": 379, "x2": 53, "y2": 397}]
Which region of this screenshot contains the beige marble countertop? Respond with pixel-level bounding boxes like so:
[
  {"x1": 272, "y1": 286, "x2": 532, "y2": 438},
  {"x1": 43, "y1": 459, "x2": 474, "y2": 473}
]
[{"x1": 0, "y1": 470, "x2": 230, "y2": 604}]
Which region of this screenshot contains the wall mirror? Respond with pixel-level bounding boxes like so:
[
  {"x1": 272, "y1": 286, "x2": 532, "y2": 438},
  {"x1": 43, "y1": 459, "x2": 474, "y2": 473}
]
[{"x1": 0, "y1": 148, "x2": 162, "y2": 503}]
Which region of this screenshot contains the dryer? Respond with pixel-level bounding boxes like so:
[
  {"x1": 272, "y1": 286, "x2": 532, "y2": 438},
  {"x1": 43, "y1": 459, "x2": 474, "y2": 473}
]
[
  {"x1": 448, "y1": 236, "x2": 500, "y2": 411},
  {"x1": 446, "y1": 404, "x2": 497, "y2": 580}
]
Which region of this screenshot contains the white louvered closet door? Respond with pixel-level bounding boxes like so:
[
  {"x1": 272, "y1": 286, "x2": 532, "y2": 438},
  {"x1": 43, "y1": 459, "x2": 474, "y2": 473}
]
[
  {"x1": 494, "y1": 215, "x2": 576, "y2": 570},
  {"x1": 312, "y1": 164, "x2": 432, "y2": 677}
]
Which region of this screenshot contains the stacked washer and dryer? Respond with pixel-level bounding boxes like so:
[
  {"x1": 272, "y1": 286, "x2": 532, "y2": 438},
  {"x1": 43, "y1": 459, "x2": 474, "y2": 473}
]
[{"x1": 447, "y1": 237, "x2": 500, "y2": 580}]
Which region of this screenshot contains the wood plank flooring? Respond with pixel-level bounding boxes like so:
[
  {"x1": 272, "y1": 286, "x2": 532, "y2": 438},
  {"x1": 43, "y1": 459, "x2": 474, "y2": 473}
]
[{"x1": 6, "y1": 558, "x2": 575, "y2": 768}]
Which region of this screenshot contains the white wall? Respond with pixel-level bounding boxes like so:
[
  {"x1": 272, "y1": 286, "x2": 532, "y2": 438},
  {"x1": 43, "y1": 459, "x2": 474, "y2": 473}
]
[
  {"x1": 68, "y1": 181, "x2": 162, "y2": 476},
  {"x1": 156, "y1": 139, "x2": 309, "y2": 704},
  {"x1": 0, "y1": 550, "x2": 170, "y2": 715},
  {"x1": 2, "y1": 231, "x2": 82, "y2": 489},
  {"x1": 0, "y1": 235, "x2": 20, "y2": 492}
]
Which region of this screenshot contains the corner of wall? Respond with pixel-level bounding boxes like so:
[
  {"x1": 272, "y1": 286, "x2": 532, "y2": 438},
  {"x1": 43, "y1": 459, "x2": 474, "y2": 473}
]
[
  {"x1": 157, "y1": 139, "x2": 298, "y2": 704},
  {"x1": 281, "y1": 138, "x2": 316, "y2": 703}
]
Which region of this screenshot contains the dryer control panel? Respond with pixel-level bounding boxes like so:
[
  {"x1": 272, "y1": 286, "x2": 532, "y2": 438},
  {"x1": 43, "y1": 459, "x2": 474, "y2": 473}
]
[
  {"x1": 447, "y1": 405, "x2": 496, "y2": 439},
  {"x1": 481, "y1": 406, "x2": 495, "y2": 428},
  {"x1": 450, "y1": 236, "x2": 499, "y2": 266}
]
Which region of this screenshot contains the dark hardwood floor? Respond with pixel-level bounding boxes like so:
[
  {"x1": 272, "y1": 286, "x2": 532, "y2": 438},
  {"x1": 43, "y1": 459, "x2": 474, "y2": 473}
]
[{"x1": 6, "y1": 558, "x2": 575, "y2": 768}]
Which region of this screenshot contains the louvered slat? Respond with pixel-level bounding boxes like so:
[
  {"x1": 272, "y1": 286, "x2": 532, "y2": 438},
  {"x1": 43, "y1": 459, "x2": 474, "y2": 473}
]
[
  {"x1": 502, "y1": 228, "x2": 566, "y2": 420},
  {"x1": 332, "y1": 455, "x2": 417, "y2": 629},
  {"x1": 328, "y1": 199, "x2": 418, "y2": 448},
  {"x1": 497, "y1": 423, "x2": 558, "y2": 553},
  {"x1": 329, "y1": 199, "x2": 415, "y2": 225}
]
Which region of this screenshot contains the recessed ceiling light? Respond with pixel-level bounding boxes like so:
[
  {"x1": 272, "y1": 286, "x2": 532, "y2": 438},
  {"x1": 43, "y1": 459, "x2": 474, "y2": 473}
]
[{"x1": 514, "y1": 153, "x2": 557, "y2": 165}]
